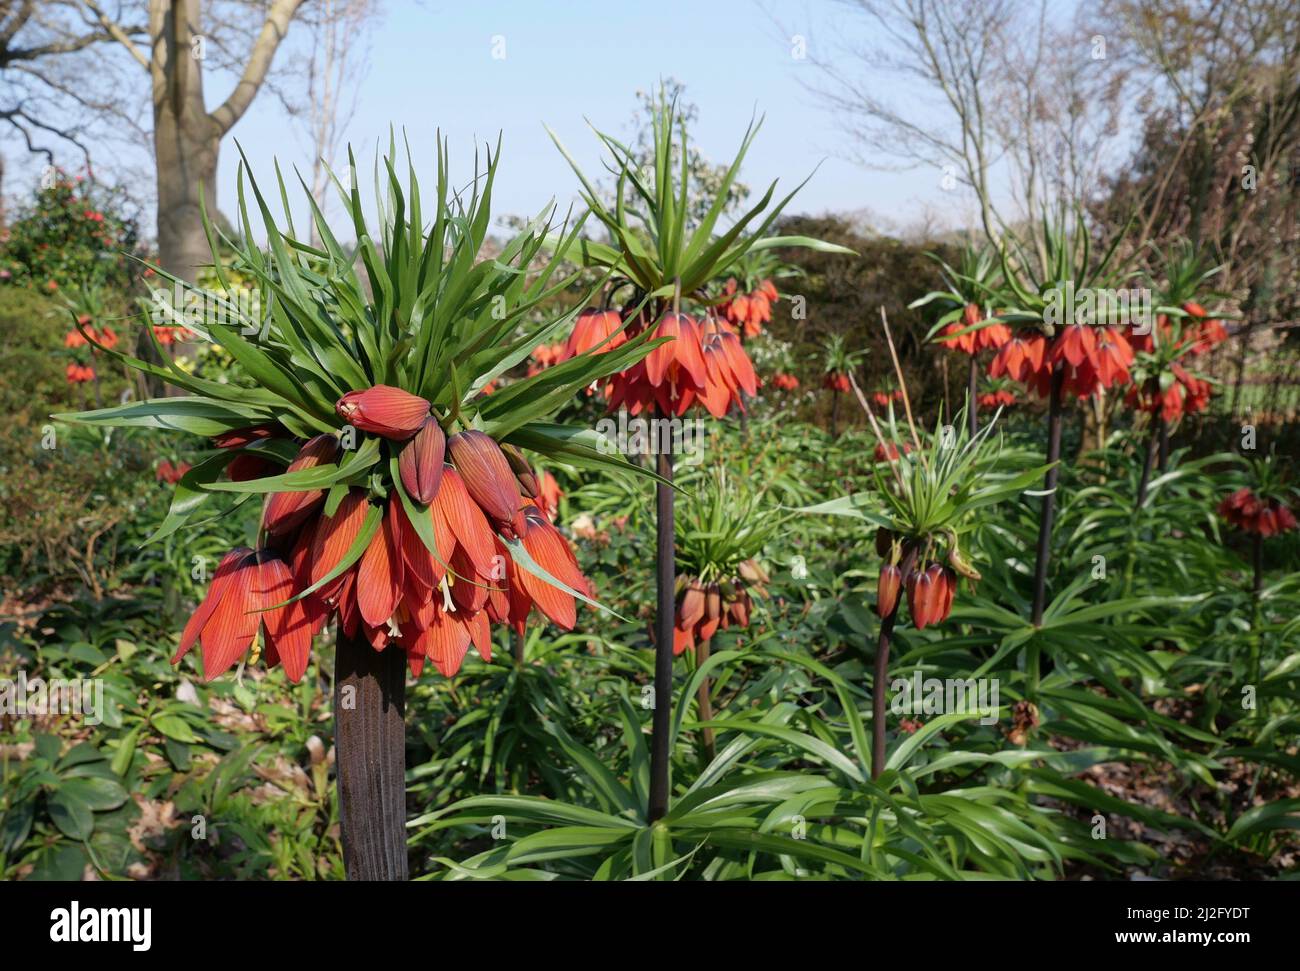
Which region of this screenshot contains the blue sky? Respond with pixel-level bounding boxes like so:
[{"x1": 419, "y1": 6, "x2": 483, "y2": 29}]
[{"x1": 221, "y1": 0, "x2": 980, "y2": 236}]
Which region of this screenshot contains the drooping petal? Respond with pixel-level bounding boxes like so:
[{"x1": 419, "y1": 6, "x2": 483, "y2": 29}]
[
  {"x1": 174, "y1": 548, "x2": 249, "y2": 663},
  {"x1": 199, "y1": 549, "x2": 261, "y2": 680},
  {"x1": 516, "y1": 514, "x2": 584, "y2": 630},
  {"x1": 433, "y1": 465, "x2": 496, "y2": 574},
  {"x1": 309, "y1": 489, "x2": 370, "y2": 588},
  {"x1": 263, "y1": 433, "x2": 339, "y2": 534},
  {"x1": 357, "y1": 504, "x2": 402, "y2": 627},
  {"x1": 424, "y1": 606, "x2": 472, "y2": 676}
]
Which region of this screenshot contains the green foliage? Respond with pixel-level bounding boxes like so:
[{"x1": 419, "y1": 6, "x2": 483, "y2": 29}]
[
  {"x1": 0, "y1": 172, "x2": 142, "y2": 294},
  {"x1": 550, "y1": 85, "x2": 852, "y2": 300}
]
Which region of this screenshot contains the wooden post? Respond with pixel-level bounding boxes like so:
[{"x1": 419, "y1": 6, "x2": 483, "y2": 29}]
[{"x1": 334, "y1": 629, "x2": 409, "y2": 880}]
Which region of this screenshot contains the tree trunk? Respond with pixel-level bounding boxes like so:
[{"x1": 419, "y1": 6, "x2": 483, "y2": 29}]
[
  {"x1": 154, "y1": 104, "x2": 220, "y2": 284},
  {"x1": 334, "y1": 630, "x2": 409, "y2": 880},
  {"x1": 149, "y1": 0, "x2": 224, "y2": 285}
]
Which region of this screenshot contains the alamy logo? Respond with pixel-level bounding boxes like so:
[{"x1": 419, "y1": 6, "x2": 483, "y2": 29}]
[
  {"x1": 1, "y1": 671, "x2": 103, "y2": 726},
  {"x1": 891, "y1": 670, "x2": 1000, "y2": 725},
  {"x1": 49, "y1": 901, "x2": 151, "y2": 951}
]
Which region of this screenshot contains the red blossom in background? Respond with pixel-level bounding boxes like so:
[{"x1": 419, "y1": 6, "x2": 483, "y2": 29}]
[
  {"x1": 823, "y1": 371, "x2": 851, "y2": 393},
  {"x1": 992, "y1": 325, "x2": 1133, "y2": 401},
  {"x1": 938, "y1": 303, "x2": 1011, "y2": 355},
  {"x1": 65, "y1": 363, "x2": 95, "y2": 383},
  {"x1": 156, "y1": 460, "x2": 192, "y2": 484},
  {"x1": 1217, "y1": 489, "x2": 1297, "y2": 537},
  {"x1": 1125, "y1": 364, "x2": 1211, "y2": 421},
  {"x1": 770, "y1": 371, "x2": 800, "y2": 391},
  {"x1": 562, "y1": 308, "x2": 627, "y2": 359},
  {"x1": 718, "y1": 277, "x2": 779, "y2": 338},
  {"x1": 672, "y1": 559, "x2": 767, "y2": 657},
  {"x1": 873, "y1": 441, "x2": 913, "y2": 463},
  {"x1": 568, "y1": 309, "x2": 757, "y2": 419},
  {"x1": 527, "y1": 342, "x2": 566, "y2": 376},
  {"x1": 979, "y1": 390, "x2": 1017, "y2": 408},
  {"x1": 536, "y1": 470, "x2": 562, "y2": 521},
  {"x1": 1181, "y1": 301, "x2": 1229, "y2": 355}
]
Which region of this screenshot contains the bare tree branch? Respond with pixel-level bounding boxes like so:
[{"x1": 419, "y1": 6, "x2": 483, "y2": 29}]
[{"x1": 209, "y1": 0, "x2": 305, "y2": 134}]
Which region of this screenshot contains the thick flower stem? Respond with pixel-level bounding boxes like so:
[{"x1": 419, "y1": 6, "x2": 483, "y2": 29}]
[
  {"x1": 1250, "y1": 533, "x2": 1264, "y2": 687},
  {"x1": 738, "y1": 330, "x2": 750, "y2": 438},
  {"x1": 1136, "y1": 420, "x2": 1160, "y2": 509},
  {"x1": 872, "y1": 546, "x2": 916, "y2": 780},
  {"x1": 1157, "y1": 416, "x2": 1170, "y2": 472},
  {"x1": 695, "y1": 638, "x2": 716, "y2": 765},
  {"x1": 335, "y1": 630, "x2": 409, "y2": 881},
  {"x1": 1028, "y1": 365, "x2": 1066, "y2": 696},
  {"x1": 830, "y1": 390, "x2": 840, "y2": 439},
  {"x1": 647, "y1": 417, "x2": 675, "y2": 823},
  {"x1": 967, "y1": 356, "x2": 979, "y2": 439},
  {"x1": 1252, "y1": 533, "x2": 1264, "y2": 596},
  {"x1": 871, "y1": 608, "x2": 899, "y2": 781}
]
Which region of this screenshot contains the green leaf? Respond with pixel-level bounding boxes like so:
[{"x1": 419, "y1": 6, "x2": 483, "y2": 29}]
[
  {"x1": 47, "y1": 788, "x2": 95, "y2": 840},
  {"x1": 152, "y1": 714, "x2": 198, "y2": 743}
]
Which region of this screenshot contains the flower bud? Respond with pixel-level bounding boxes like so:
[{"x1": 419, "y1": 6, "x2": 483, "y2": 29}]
[
  {"x1": 908, "y1": 564, "x2": 937, "y2": 630},
  {"x1": 398, "y1": 417, "x2": 446, "y2": 503},
  {"x1": 877, "y1": 563, "x2": 901, "y2": 618},
  {"x1": 228, "y1": 453, "x2": 277, "y2": 482},
  {"x1": 677, "y1": 580, "x2": 705, "y2": 630},
  {"x1": 447, "y1": 430, "x2": 524, "y2": 535},
  {"x1": 937, "y1": 566, "x2": 956, "y2": 623},
  {"x1": 501, "y1": 443, "x2": 540, "y2": 498},
  {"x1": 335, "y1": 385, "x2": 430, "y2": 439},
  {"x1": 729, "y1": 591, "x2": 751, "y2": 627}
]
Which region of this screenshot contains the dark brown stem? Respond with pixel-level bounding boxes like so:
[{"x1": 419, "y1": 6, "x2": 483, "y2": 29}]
[
  {"x1": 873, "y1": 546, "x2": 917, "y2": 780},
  {"x1": 1157, "y1": 416, "x2": 1170, "y2": 473},
  {"x1": 512, "y1": 626, "x2": 525, "y2": 666},
  {"x1": 738, "y1": 328, "x2": 749, "y2": 438},
  {"x1": 871, "y1": 609, "x2": 897, "y2": 781},
  {"x1": 1028, "y1": 365, "x2": 1065, "y2": 698},
  {"x1": 1136, "y1": 420, "x2": 1160, "y2": 509},
  {"x1": 695, "y1": 638, "x2": 715, "y2": 765},
  {"x1": 830, "y1": 389, "x2": 840, "y2": 439},
  {"x1": 967, "y1": 355, "x2": 978, "y2": 439},
  {"x1": 334, "y1": 630, "x2": 408, "y2": 880},
  {"x1": 647, "y1": 409, "x2": 675, "y2": 823},
  {"x1": 1031, "y1": 365, "x2": 1066, "y2": 626}
]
